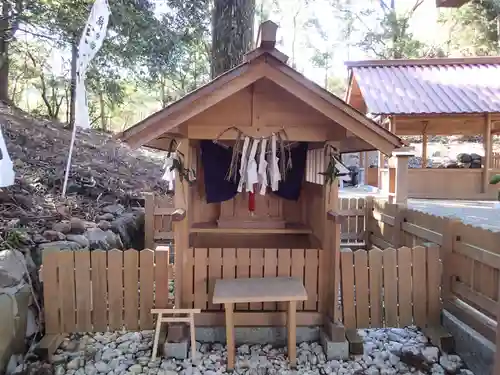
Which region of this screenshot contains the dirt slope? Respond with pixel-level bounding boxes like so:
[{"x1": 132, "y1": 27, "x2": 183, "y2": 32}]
[{"x1": 0, "y1": 104, "x2": 171, "y2": 235}]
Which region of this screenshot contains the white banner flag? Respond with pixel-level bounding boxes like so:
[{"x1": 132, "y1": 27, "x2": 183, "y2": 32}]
[
  {"x1": 75, "y1": 0, "x2": 111, "y2": 128},
  {"x1": 0, "y1": 124, "x2": 14, "y2": 188},
  {"x1": 62, "y1": 0, "x2": 110, "y2": 197}
]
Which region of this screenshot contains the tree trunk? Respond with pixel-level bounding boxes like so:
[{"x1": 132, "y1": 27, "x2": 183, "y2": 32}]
[
  {"x1": 99, "y1": 91, "x2": 106, "y2": 131},
  {"x1": 68, "y1": 40, "x2": 78, "y2": 129},
  {"x1": 0, "y1": 0, "x2": 11, "y2": 102},
  {"x1": 211, "y1": 0, "x2": 255, "y2": 79}
]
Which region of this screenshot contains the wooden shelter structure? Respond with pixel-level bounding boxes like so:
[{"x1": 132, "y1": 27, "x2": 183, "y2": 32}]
[
  {"x1": 346, "y1": 57, "x2": 500, "y2": 200},
  {"x1": 120, "y1": 21, "x2": 404, "y2": 360},
  {"x1": 436, "y1": 0, "x2": 469, "y2": 7}
]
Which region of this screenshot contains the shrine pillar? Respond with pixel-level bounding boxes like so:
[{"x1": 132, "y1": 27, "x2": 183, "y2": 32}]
[
  {"x1": 393, "y1": 148, "x2": 415, "y2": 205},
  {"x1": 174, "y1": 138, "x2": 190, "y2": 308}
]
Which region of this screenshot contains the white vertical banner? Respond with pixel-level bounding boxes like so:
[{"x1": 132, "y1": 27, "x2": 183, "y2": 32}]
[
  {"x1": 75, "y1": 0, "x2": 111, "y2": 128},
  {"x1": 62, "y1": 0, "x2": 110, "y2": 196},
  {"x1": 0, "y1": 124, "x2": 14, "y2": 188}
]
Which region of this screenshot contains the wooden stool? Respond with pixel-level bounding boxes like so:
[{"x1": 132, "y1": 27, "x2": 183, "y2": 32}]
[{"x1": 151, "y1": 309, "x2": 201, "y2": 361}]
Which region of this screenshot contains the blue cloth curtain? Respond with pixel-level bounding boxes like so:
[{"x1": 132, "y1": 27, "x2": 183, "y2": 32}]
[{"x1": 200, "y1": 140, "x2": 308, "y2": 203}]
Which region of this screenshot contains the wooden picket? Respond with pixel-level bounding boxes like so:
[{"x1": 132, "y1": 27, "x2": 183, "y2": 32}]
[
  {"x1": 339, "y1": 197, "x2": 367, "y2": 249},
  {"x1": 339, "y1": 245, "x2": 441, "y2": 329},
  {"x1": 368, "y1": 199, "x2": 500, "y2": 342},
  {"x1": 183, "y1": 247, "x2": 322, "y2": 313},
  {"x1": 42, "y1": 248, "x2": 172, "y2": 334}
]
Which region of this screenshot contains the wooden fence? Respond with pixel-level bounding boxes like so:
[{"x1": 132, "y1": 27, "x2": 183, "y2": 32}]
[
  {"x1": 339, "y1": 245, "x2": 441, "y2": 329},
  {"x1": 182, "y1": 247, "x2": 323, "y2": 313},
  {"x1": 492, "y1": 152, "x2": 500, "y2": 169},
  {"x1": 144, "y1": 193, "x2": 174, "y2": 249},
  {"x1": 42, "y1": 248, "x2": 173, "y2": 334},
  {"x1": 368, "y1": 199, "x2": 500, "y2": 342},
  {"x1": 339, "y1": 197, "x2": 368, "y2": 248},
  {"x1": 142, "y1": 193, "x2": 369, "y2": 250}
]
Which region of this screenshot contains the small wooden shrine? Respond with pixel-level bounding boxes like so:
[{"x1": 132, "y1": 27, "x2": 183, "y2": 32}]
[{"x1": 120, "y1": 21, "x2": 403, "y2": 338}]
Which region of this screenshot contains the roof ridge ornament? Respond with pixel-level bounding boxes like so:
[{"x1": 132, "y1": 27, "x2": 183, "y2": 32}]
[
  {"x1": 257, "y1": 20, "x2": 278, "y2": 50},
  {"x1": 244, "y1": 20, "x2": 288, "y2": 63}
]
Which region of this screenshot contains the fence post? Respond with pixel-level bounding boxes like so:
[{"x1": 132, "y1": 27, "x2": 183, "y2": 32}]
[
  {"x1": 143, "y1": 192, "x2": 155, "y2": 249},
  {"x1": 495, "y1": 290, "x2": 500, "y2": 375},
  {"x1": 441, "y1": 219, "x2": 458, "y2": 303},
  {"x1": 392, "y1": 204, "x2": 404, "y2": 248},
  {"x1": 364, "y1": 196, "x2": 374, "y2": 249}
]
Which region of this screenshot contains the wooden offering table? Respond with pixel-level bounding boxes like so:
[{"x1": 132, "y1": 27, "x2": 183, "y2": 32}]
[{"x1": 212, "y1": 277, "x2": 308, "y2": 369}]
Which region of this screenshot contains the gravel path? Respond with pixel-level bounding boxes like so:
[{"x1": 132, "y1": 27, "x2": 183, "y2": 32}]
[
  {"x1": 340, "y1": 186, "x2": 500, "y2": 232},
  {"x1": 17, "y1": 327, "x2": 473, "y2": 375}
]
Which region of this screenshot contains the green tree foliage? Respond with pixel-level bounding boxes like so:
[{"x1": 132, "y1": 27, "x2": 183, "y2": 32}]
[
  {"x1": 0, "y1": 0, "x2": 47, "y2": 101},
  {"x1": 439, "y1": 0, "x2": 500, "y2": 55},
  {"x1": 143, "y1": 0, "x2": 211, "y2": 107},
  {"x1": 331, "y1": 0, "x2": 435, "y2": 59},
  {"x1": 4, "y1": 0, "x2": 211, "y2": 131},
  {"x1": 34, "y1": 0, "x2": 159, "y2": 127}
]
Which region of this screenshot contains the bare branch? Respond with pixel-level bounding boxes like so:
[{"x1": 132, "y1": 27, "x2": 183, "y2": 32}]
[{"x1": 17, "y1": 28, "x2": 57, "y2": 42}]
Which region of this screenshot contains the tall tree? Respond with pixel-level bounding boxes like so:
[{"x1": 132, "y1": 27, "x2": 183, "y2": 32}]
[
  {"x1": 439, "y1": 1, "x2": 500, "y2": 55},
  {"x1": 0, "y1": 0, "x2": 42, "y2": 102},
  {"x1": 144, "y1": 0, "x2": 210, "y2": 107},
  {"x1": 35, "y1": 0, "x2": 158, "y2": 128},
  {"x1": 211, "y1": 0, "x2": 256, "y2": 78},
  {"x1": 332, "y1": 0, "x2": 433, "y2": 59}
]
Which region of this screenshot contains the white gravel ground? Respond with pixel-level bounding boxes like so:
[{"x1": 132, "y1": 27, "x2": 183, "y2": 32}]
[
  {"x1": 16, "y1": 327, "x2": 474, "y2": 375},
  {"x1": 340, "y1": 186, "x2": 500, "y2": 232}
]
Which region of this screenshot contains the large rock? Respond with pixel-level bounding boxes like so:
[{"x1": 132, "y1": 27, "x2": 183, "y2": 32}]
[
  {"x1": 66, "y1": 234, "x2": 90, "y2": 248},
  {"x1": 69, "y1": 217, "x2": 86, "y2": 234},
  {"x1": 102, "y1": 204, "x2": 125, "y2": 216},
  {"x1": 0, "y1": 249, "x2": 27, "y2": 290},
  {"x1": 52, "y1": 221, "x2": 71, "y2": 234},
  {"x1": 42, "y1": 230, "x2": 66, "y2": 241},
  {"x1": 38, "y1": 241, "x2": 85, "y2": 252},
  {"x1": 85, "y1": 228, "x2": 123, "y2": 250},
  {"x1": 110, "y1": 211, "x2": 144, "y2": 249}
]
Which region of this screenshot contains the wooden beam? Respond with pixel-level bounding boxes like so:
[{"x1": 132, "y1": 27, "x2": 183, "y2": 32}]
[
  {"x1": 194, "y1": 311, "x2": 322, "y2": 326},
  {"x1": 126, "y1": 61, "x2": 267, "y2": 148},
  {"x1": 496, "y1": 294, "x2": 500, "y2": 375},
  {"x1": 436, "y1": 0, "x2": 470, "y2": 8},
  {"x1": 346, "y1": 55, "x2": 499, "y2": 68},
  {"x1": 390, "y1": 114, "x2": 492, "y2": 136},
  {"x1": 121, "y1": 62, "x2": 252, "y2": 142},
  {"x1": 337, "y1": 136, "x2": 377, "y2": 153},
  {"x1": 422, "y1": 121, "x2": 428, "y2": 168},
  {"x1": 483, "y1": 113, "x2": 492, "y2": 193},
  {"x1": 263, "y1": 62, "x2": 401, "y2": 155},
  {"x1": 175, "y1": 139, "x2": 190, "y2": 308},
  {"x1": 394, "y1": 149, "x2": 414, "y2": 205},
  {"x1": 187, "y1": 124, "x2": 344, "y2": 142},
  {"x1": 35, "y1": 335, "x2": 64, "y2": 361}
]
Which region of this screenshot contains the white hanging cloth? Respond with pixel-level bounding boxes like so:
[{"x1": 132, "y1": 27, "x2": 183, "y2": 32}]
[
  {"x1": 237, "y1": 137, "x2": 251, "y2": 192},
  {"x1": 269, "y1": 134, "x2": 281, "y2": 191},
  {"x1": 258, "y1": 138, "x2": 268, "y2": 195},
  {"x1": 0, "y1": 125, "x2": 14, "y2": 188},
  {"x1": 246, "y1": 139, "x2": 260, "y2": 192},
  {"x1": 75, "y1": 0, "x2": 111, "y2": 128},
  {"x1": 162, "y1": 154, "x2": 177, "y2": 190}
]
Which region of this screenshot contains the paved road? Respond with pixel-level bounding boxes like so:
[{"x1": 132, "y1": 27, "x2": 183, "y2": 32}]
[{"x1": 340, "y1": 186, "x2": 500, "y2": 232}]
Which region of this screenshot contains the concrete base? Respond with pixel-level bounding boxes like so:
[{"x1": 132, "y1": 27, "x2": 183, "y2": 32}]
[
  {"x1": 163, "y1": 338, "x2": 189, "y2": 360},
  {"x1": 443, "y1": 310, "x2": 495, "y2": 375},
  {"x1": 195, "y1": 326, "x2": 320, "y2": 346},
  {"x1": 320, "y1": 331, "x2": 349, "y2": 360}
]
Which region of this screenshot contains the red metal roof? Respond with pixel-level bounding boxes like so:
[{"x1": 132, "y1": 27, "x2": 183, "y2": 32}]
[{"x1": 347, "y1": 58, "x2": 500, "y2": 115}]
